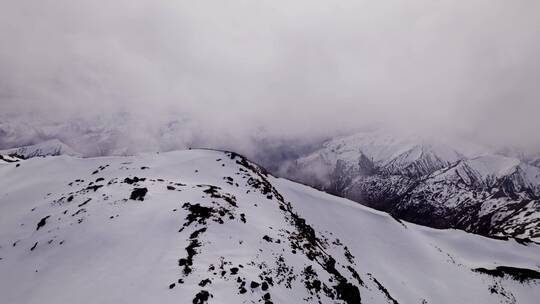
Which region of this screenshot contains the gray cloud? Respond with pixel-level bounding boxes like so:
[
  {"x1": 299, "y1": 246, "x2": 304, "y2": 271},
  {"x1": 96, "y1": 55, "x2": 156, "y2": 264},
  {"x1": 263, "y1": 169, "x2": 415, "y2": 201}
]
[{"x1": 1, "y1": 0, "x2": 540, "y2": 153}]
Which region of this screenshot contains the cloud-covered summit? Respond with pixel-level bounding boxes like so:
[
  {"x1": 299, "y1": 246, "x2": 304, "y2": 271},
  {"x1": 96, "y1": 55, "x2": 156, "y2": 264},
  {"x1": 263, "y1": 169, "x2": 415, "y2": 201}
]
[{"x1": 1, "y1": 1, "x2": 540, "y2": 152}]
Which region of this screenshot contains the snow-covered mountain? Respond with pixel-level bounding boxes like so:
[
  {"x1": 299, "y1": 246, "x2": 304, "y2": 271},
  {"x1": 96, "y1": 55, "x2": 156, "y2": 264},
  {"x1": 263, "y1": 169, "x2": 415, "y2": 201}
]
[
  {"x1": 0, "y1": 154, "x2": 22, "y2": 163},
  {"x1": 0, "y1": 112, "x2": 194, "y2": 157},
  {"x1": 283, "y1": 130, "x2": 540, "y2": 242},
  {"x1": 282, "y1": 130, "x2": 471, "y2": 189},
  {"x1": 0, "y1": 139, "x2": 81, "y2": 159},
  {"x1": 1, "y1": 149, "x2": 539, "y2": 303},
  {"x1": 529, "y1": 155, "x2": 540, "y2": 168},
  {"x1": 397, "y1": 156, "x2": 540, "y2": 239}
]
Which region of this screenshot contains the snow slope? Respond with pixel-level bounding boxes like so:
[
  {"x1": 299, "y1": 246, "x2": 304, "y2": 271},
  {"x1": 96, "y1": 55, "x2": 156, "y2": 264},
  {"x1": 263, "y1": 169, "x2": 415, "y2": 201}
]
[{"x1": 0, "y1": 150, "x2": 539, "y2": 304}]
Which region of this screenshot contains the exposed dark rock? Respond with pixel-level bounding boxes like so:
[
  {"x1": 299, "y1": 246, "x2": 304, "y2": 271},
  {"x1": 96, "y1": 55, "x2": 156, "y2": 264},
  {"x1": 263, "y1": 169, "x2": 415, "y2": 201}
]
[
  {"x1": 192, "y1": 290, "x2": 211, "y2": 304},
  {"x1": 78, "y1": 198, "x2": 91, "y2": 207},
  {"x1": 370, "y1": 274, "x2": 398, "y2": 304},
  {"x1": 85, "y1": 185, "x2": 103, "y2": 192},
  {"x1": 473, "y1": 266, "x2": 540, "y2": 283},
  {"x1": 124, "y1": 177, "x2": 146, "y2": 184},
  {"x1": 189, "y1": 228, "x2": 207, "y2": 239},
  {"x1": 182, "y1": 203, "x2": 215, "y2": 227},
  {"x1": 36, "y1": 216, "x2": 50, "y2": 231},
  {"x1": 179, "y1": 239, "x2": 201, "y2": 275},
  {"x1": 129, "y1": 188, "x2": 148, "y2": 201}
]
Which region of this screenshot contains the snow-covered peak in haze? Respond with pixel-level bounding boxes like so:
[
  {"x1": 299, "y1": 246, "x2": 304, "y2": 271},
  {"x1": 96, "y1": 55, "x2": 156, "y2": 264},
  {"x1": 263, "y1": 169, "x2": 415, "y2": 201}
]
[
  {"x1": 467, "y1": 155, "x2": 522, "y2": 178},
  {"x1": 529, "y1": 155, "x2": 540, "y2": 168},
  {"x1": 0, "y1": 112, "x2": 196, "y2": 157},
  {"x1": 431, "y1": 155, "x2": 540, "y2": 194},
  {"x1": 283, "y1": 130, "x2": 540, "y2": 241},
  {"x1": 320, "y1": 129, "x2": 488, "y2": 161},
  {"x1": 286, "y1": 129, "x2": 469, "y2": 188},
  {"x1": 0, "y1": 149, "x2": 539, "y2": 303},
  {"x1": 0, "y1": 139, "x2": 81, "y2": 159}
]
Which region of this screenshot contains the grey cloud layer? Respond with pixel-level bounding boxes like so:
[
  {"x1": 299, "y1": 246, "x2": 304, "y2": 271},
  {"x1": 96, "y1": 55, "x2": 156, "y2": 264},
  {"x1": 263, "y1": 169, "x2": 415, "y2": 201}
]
[{"x1": 1, "y1": 0, "x2": 539, "y2": 151}]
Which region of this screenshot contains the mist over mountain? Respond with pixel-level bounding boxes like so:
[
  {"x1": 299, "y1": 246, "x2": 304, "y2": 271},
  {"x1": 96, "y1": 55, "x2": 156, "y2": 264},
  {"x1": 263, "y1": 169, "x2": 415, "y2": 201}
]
[
  {"x1": 2, "y1": 0, "x2": 540, "y2": 155},
  {"x1": 2, "y1": 2, "x2": 540, "y2": 302}
]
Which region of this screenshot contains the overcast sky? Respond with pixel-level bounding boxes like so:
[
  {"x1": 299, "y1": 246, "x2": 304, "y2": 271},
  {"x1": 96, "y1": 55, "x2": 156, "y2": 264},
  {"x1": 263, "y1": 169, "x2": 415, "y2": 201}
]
[{"x1": 1, "y1": 0, "x2": 540, "y2": 152}]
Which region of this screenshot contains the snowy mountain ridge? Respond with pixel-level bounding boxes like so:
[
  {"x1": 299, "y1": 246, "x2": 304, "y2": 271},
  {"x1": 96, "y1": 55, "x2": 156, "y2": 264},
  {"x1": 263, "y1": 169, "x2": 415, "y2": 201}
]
[
  {"x1": 0, "y1": 139, "x2": 82, "y2": 159},
  {"x1": 0, "y1": 149, "x2": 539, "y2": 303},
  {"x1": 430, "y1": 155, "x2": 540, "y2": 192},
  {"x1": 284, "y1": 130, "x2": 540, "y2": 242},
  {"x1": 2, "y1": 127, "x2": 539, "y2": 241}
]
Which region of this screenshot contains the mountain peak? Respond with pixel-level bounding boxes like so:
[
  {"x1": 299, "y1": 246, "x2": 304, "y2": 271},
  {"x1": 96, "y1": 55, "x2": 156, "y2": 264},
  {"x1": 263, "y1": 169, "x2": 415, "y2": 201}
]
[
  {"x1": 1, "y1": 149, "x2": 539, "y2": 303},
  {"x1": 284, "y1": 130, "x2": 540, "y2": 241},
  {"x1": 0, "y1": 139, "x2": 81, "y2": 159}
]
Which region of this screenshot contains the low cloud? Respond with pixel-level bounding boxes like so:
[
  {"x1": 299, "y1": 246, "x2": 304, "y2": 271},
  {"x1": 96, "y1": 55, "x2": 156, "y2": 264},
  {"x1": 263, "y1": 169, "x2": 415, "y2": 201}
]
[{"x1": 1, "y1": 0, "x2": 540, "y2": 154}]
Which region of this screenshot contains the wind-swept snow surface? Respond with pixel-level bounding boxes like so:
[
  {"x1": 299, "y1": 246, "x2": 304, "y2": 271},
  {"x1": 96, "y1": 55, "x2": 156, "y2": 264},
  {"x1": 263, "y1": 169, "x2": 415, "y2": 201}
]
[{"x1": 0, "y1": 150, "x2": 538, "y2": 303}]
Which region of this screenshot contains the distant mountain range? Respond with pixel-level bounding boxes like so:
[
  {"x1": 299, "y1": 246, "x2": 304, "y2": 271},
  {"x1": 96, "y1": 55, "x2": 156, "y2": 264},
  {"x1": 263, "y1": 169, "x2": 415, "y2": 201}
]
[
  {"x1": 0, "y1": 139, "x2": 81, "y2": 158},
  {"x1": 282, "y1": 130, "x2": 540, "y2": 242},
  {"x1": 2, "y1": 127, "x2": 539, "y2": 243}
]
